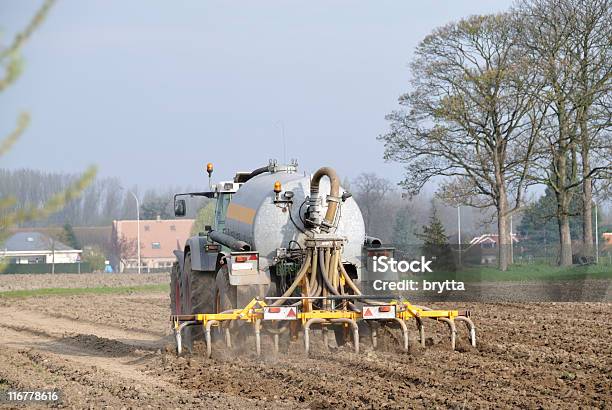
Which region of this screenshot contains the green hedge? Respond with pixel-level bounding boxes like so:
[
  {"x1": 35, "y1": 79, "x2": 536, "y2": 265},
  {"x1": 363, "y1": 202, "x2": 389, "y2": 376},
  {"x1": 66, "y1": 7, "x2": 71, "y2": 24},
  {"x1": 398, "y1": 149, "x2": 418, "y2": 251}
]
[{"x1": 1, "y1": 263, "x2": 92, "y2": 274}]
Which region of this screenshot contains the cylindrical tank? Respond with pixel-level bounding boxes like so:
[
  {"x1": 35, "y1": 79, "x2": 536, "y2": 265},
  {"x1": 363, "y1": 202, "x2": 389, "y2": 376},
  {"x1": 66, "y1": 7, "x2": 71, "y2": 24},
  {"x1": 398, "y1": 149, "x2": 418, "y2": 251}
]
[{"x1": 224, "y1": 168, "x2": 365, "y2": 271}]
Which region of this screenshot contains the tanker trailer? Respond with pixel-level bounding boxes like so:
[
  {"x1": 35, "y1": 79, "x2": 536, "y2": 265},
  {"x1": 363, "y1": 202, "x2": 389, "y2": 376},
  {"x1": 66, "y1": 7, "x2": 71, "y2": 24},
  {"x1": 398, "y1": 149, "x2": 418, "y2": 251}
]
[
  {"x1": 170, "y1": 160, "x2": 476, "y2": 355},
  {"x1": 171, "y1": 160, "x2": 372, "y2": 344}
]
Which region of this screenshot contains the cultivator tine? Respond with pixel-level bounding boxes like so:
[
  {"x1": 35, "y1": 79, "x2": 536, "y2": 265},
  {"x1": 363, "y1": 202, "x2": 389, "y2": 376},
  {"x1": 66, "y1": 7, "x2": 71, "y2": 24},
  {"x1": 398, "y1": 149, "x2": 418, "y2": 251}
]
[
  {"x1": 415, "y1": 318, "x2": 425, "y2": 347},
  {"x1": 370, "y1": 323, "x2": 378, "y2": 349},
  {"x1": 175, "y1": 329, "x2": 182, "y2": 355},
  {"x1": 273, "y1": 333, "x2": 279, "y2": 354},
  {"x1": 455, "y1": 316, "x2": 477, "y2": 347},
  {"x1": 330, "y1": 318, "x2": 359, "y2": 354},
  {"x1": 438, "y1": 318, "x2": 456, "y2": 351},
  {"x1": 173, "y1": 320, "x2": 198, "y2": 355},
  {"x1": 205, "y1": 320, "x2": 219, "y2": 358},
  {"x1": 304, "y1": 318, "x2": 326, "y2": 355},
  {"x1": 392, "y1": 319, "x2": 409, "y2": 352},
  {"x1": 254, "y1": 319, "x2": 261, "y2": 356},
  {"x1": 225, "y1": 327, "x2": 232, "y2": 348}
]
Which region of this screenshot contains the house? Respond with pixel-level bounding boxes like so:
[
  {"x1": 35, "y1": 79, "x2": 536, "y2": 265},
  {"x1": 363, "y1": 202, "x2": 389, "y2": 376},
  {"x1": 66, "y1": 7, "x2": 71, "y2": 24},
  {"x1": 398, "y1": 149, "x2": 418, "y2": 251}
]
[
  {"x1": 111, "y1": 217, "x2": 194, "y2": 272},
  {"x1": 470, "y1": 233, "x2": 519, "y2": 248},
  {"x1": 469, "y1": 233, "x2": 520, "y2": 264},
  {"x1": 603, "y1": 232, "x2": 612, "y2": 250},
  {"x1": 0, "y1": 232, "x2": 82, "y2": 265}
]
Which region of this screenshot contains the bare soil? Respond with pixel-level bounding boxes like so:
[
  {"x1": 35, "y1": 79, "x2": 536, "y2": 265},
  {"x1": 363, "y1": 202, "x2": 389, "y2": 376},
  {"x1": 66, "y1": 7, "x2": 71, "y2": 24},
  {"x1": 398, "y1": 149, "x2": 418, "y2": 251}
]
[
  {"x1": 0, "y1": 272, "x2": 169, "y2": 291},
  {"x1": 0, "y1": 274, "x2": 609, "y2": 409}
]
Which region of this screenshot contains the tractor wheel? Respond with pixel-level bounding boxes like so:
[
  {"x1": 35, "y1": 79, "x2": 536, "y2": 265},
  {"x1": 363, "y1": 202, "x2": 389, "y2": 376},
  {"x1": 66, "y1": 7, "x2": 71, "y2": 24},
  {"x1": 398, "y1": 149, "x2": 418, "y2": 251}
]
[
  {"x1": 170, "y1": 262, "x2": 179, "y2": 315},
  {"x1": 180, "y1": 251, "x2": 215, "y2": 351},
  {"x1": 214, "y1": 265, "x2": 236, "y2": 313},
  {"x1": 190, "y1": 267, "x2": 215, "y2": 317},
  {"x1": 212, "y1": 265, "x2": 239, "y2": 345}
]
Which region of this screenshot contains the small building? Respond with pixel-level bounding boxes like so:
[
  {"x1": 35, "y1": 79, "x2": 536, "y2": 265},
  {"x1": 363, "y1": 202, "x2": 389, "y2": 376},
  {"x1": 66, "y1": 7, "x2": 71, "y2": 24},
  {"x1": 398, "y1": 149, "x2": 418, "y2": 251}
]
[
  {"x1": 469, "y1": 233, "x2": 519, "y2": 265},
  {"x1": 603, "y1": 232, "x2": 612, "y2": 250},
  {"x1": 111, "y1": 218, "x2": 194, "y2": 272},
  {"x1": 0, "y1": 232, "x2": 82, "y2": 264},
  {"x1": 470, "y1": 233, "x2": 519, "y2": 248}
]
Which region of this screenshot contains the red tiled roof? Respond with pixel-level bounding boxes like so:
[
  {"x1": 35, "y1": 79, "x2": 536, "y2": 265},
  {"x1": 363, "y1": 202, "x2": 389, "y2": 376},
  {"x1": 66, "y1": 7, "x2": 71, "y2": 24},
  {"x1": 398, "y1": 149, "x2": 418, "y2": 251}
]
[{"x1": 113, "y1": 219, "x2": 194, "y2": 258}]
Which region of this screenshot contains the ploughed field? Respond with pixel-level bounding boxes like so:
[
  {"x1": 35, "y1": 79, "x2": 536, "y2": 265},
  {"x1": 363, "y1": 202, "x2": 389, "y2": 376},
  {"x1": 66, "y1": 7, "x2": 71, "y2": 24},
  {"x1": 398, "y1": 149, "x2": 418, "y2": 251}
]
[{"x1": 0, "y1": 273, "x2": 609, "y2": 408}]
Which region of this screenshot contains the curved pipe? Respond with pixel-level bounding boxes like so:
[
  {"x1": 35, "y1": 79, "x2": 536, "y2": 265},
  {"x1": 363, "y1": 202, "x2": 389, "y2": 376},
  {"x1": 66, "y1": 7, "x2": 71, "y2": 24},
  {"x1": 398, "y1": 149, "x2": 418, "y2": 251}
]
[
  {"x1": 319, "y1": 249, "x2": 340, "y2": 296},
  {"x1": 339, "y1": 260, "x2": 362, "y2": 295},
  {"x1": 364, "y1": 236, "x2": 382, "y2": 247},
  {"x1": 241, "y1": 165, "x2": 269, "y2": 183},
  {"x1": 310, "y1": 167, "x2": 341, "y2": 232},
  {"x1": 209, "y1": 230, "x2": 251, "y2": 251}
]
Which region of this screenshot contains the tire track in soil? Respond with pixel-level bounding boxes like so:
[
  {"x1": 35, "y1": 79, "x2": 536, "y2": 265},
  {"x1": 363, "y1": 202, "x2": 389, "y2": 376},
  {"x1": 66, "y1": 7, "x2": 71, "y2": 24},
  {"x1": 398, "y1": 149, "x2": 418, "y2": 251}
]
[
  {"x1": 0, "y1": 310, "x2": 283, "y2": 408},
  {"x1": 2, "y1": 293, "x2": 171, "y2": 337}
]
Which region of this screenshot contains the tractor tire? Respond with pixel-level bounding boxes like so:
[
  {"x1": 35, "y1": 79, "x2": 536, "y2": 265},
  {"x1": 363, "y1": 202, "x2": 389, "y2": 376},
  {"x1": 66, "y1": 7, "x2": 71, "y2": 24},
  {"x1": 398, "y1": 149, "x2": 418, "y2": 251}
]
[
  {"x1": 212, "y1": 266, "x2": 240, "y2": 345},
  {"x1": 180, "y1": 251, "x2": 215, "y2": 351},
  {"x1": 170, "y1": 262, "x2": 179, "y2": 315},
  {"x1": 214, "y1": 265, "x2": 236, "y2": 313}
]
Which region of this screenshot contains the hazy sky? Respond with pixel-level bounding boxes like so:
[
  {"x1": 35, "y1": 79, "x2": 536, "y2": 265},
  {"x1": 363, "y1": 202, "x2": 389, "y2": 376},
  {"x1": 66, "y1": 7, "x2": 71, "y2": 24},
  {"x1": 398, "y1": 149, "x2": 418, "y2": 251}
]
[{"x1": 2, "y1": 0, "x2": 514, "y2": 189}]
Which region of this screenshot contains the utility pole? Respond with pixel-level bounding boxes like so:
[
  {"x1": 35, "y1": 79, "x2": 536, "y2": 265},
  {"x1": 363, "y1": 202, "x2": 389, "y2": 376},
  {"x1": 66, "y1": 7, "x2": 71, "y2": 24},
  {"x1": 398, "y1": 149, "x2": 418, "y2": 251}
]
[
  {"x1": 51, "y1": 239, "x2": 55, "y2": 274},
  {"x1": 132, "y1": 191, "x2": 141, "y2": 274},
  {"x1": 457, "y1": 206, "x2": 461, "y2": 266},
  {"x1": 594, "y1": 202, "x2": 599, "y2": 264},
  {"x1": 510, "y1": 215, "x2": 514, "y2": 265}
]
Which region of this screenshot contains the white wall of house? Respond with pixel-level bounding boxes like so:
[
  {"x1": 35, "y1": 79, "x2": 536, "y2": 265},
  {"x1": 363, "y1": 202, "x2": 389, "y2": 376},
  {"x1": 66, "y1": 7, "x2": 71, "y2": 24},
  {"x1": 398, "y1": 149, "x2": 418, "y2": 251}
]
[
  {"x1": 120, "y1": 257, "x2": 174, "y2": 272},
  {"x1": 1, "y1": 250, "x2": 82, "y2": 264}
]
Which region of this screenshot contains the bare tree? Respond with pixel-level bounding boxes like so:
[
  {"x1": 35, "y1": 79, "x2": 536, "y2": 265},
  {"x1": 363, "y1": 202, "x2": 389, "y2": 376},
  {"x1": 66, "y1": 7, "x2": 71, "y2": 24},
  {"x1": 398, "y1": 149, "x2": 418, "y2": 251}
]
[
  {"x1": 352, "y1": 173, "x2": 393, "y2": 235},
  {"x1": 518, "y1": 0, "x2": 611, "y2": 265},
  {"x1": 111, "y1": 233, "x2": 138, "y2": 271},
  {"x1": 571, "y1": 0, "x2": 612, "y2": 254},
  {"x1": 381, "y1": 14, "x2": 542, "y2": 271}
]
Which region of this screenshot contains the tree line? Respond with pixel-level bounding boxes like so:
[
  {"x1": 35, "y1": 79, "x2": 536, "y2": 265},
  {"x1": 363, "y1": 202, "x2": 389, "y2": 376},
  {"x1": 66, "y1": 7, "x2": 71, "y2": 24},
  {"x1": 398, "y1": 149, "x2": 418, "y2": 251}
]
[
  {"x1": 381, "y1": 0, "x2": 611, "y2": 269},
  {"x1": 0, "y1": 168, "x2": 201, "y2": 227}
]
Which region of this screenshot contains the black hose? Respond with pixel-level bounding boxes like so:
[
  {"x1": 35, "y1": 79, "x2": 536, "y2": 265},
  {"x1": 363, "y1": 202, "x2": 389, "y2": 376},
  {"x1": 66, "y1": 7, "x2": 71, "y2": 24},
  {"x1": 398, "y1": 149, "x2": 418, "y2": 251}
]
[{"x1": 243, "y1": 165, "x2": 269, "y2": 182}]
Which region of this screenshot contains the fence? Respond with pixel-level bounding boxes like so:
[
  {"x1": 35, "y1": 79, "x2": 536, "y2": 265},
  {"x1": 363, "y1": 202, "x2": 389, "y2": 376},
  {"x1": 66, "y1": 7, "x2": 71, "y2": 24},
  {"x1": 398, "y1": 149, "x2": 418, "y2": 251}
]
[{"x1": 1, "y1": 262, "x2": 92, "y2": 274}]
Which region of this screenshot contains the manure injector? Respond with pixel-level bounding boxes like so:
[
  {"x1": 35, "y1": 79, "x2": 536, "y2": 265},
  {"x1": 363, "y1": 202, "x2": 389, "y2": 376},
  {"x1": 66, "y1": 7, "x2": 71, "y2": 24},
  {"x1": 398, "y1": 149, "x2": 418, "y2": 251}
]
[{"x1": 170, "y1": 160, "x2": 476, "y2": 356}]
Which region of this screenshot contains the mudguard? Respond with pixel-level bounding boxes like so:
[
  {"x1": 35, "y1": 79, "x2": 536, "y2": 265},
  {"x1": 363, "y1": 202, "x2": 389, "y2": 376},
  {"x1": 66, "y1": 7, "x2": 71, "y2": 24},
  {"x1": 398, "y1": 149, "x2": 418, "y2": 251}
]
[
  {"x1": 173, "y1": 250, "x2": 185, "y2": 273},
  {"x1": 184, "y1": 236, "x2": 219, "y2": 272}
]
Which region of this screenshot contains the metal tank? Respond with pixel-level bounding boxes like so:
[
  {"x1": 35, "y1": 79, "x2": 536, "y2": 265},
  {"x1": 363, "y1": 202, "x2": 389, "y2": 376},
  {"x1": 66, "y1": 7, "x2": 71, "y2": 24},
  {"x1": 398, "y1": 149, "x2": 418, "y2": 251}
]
[{"x1": 223, "y1": 164, "x2": 365, "y2": 272}]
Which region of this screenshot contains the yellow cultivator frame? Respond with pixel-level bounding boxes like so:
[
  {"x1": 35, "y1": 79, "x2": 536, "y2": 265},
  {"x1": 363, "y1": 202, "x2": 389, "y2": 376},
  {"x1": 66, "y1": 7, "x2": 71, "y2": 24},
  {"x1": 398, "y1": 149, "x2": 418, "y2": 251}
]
[{"x1": 171, "y1": 296, "x2": 476, "y2": 357}]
